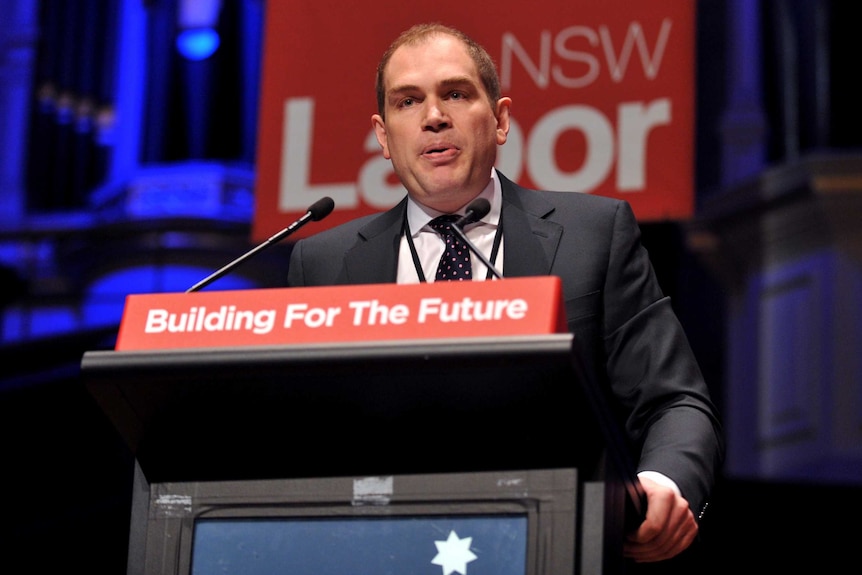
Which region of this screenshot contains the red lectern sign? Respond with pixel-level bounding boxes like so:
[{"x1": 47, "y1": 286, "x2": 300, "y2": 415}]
[{"x1": 115, "y1": 277, "x2": 566, "y2": 351}]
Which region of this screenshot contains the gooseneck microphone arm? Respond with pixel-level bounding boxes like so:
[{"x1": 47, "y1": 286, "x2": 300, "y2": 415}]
[
  {"x1": 451, "y1": 198, "x2": 503, "y2": 280},
  {"x1": 185, "y1": 196, "x2": 335, "y2": 293}
]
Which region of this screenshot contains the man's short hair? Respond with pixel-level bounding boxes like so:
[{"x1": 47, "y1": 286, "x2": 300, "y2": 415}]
[{"x1": 375, "y1": 22, "x2": 502, "y2": 119}]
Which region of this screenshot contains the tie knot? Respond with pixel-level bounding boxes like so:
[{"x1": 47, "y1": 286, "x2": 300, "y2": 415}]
[{"x1": 429, "y1": 214, "x2": 461, "y2": 235}]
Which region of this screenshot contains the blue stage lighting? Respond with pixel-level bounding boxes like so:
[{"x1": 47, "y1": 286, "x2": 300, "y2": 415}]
[{"x1": 176, "y1": 27, "x2": 220, "y2": 60}]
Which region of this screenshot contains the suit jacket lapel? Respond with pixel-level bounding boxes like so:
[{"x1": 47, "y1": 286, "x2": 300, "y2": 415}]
[
  {"x1": 498, "y1": 172, "x2": 563, "y2": 277},
  {"x1": 338, "y1": 176, "x2": 564, "y2": 283},
  {"x1": 341, "y1": 198, "x2": 407, "y2": 284}
]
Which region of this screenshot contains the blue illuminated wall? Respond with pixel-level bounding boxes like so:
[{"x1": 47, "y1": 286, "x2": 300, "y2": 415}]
[{"x1": 0, "y1": 0, "x2": 265, "y2": 346}]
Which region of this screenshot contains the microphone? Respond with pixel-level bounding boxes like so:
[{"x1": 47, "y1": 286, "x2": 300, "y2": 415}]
[
  {"x1": 450, "y1": 198, "x2": 503, "y2": 279},
  {"x1": 185, "y1": 196, "x2": 335, "y2": 293},
  {"x1": 453, "y1": 197, "x2": 490, "y2": 228}
]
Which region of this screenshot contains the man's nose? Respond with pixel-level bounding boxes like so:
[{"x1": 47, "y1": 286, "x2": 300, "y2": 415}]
[{"x1": 423, "y1": 99, "x2": 450, "y2": 131}]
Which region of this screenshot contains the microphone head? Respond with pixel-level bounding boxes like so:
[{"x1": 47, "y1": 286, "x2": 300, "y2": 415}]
[
  {"x1": 453, "y1": 198, "x2": 491, "y2": 228},
  {"x1": 308, "y1": 196, "x2": 335, "y2": 221},
  {"x1": 465, "y1": 198, "x2": 491, "y2": 223}
]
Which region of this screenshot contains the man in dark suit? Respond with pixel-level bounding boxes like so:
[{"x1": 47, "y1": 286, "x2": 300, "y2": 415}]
[{"x1": 288, "y1": 22, "x2": 724, "y2": 565}]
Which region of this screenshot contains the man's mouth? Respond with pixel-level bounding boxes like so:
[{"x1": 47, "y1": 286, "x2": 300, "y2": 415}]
[{"x1": 423, "y1": 144, "x2": 458, "y2": 158}]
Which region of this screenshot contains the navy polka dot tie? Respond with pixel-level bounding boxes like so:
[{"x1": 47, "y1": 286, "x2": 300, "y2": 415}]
[{"x1": 429, "y1": 215, "x2": 472, "y2": 281}]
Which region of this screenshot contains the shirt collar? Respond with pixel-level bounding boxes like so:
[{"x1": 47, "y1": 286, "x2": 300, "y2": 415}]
[{"x1": 406, "y1": 169, "x2": 502, "y2": 237}]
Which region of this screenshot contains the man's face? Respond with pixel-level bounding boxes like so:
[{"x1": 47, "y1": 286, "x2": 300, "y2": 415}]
[{"x1": 371, "y1": 34, "x2": 511, "y2": 213}]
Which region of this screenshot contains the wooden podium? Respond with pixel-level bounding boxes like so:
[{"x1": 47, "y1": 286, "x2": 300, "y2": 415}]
[{"x1": 81, "y1": 277, "x2": 643, "y2": 575}]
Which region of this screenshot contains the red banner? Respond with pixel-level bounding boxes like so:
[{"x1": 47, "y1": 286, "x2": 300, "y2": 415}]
[
  {"x1": 115, "y1": 277, "x2": 566, "y2": 351},
  {"x1": 254, "y1": 2, "x2": 695, "y2": 241}
]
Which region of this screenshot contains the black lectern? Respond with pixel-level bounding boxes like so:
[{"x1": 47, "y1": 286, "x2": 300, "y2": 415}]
[{"x1": 83, "y1": 333, "x2": 643, "y2": 575}]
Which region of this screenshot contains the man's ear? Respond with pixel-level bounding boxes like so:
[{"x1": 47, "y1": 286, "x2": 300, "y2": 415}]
[
  {"x1": 371, "y1": 114, "x2": 390, "y2": 159},
  {"x1": 495, "y1": 97, "x2": 512, "y2": 145}
]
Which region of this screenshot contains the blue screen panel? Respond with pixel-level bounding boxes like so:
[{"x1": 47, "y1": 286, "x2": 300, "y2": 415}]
[{"x1": 191, "y1": 515, "x2": 527, "y2": 575}]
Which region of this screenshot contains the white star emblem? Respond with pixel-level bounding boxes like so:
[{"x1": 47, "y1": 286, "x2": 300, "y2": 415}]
[{"x1": 430, "y1": 530, "x2": 478, "y2": 575}]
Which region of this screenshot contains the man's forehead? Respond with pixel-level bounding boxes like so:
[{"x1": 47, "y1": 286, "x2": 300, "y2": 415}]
[{"x1": 385, "y1": 36, "x2": 476, "y2": 84}]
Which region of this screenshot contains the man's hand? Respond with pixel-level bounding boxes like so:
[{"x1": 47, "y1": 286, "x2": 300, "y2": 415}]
[{"x1": 623, "y1": 475, "x2": 698, "y2": 562}]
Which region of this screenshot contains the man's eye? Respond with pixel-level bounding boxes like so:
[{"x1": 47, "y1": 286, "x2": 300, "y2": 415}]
[
  {"x1": 450, "y1": 91, "x2": 466, "y2": 100},
  {"x1": 400, "y1": 98, "x2": 415, "y2": 108}
]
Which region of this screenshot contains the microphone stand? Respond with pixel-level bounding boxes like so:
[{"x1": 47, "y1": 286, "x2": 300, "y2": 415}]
[
  {"x1": 186, "y1": 197, "x2": 334, "y2": 293},
  {"x1": 452, "y1": 199, "x2": 503, "y2": 279},
  {"x1": 450, "y1": 225, "x2": 503, "y2": 279}
]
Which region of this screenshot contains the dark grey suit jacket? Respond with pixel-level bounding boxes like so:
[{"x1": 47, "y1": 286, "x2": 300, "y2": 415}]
[{"x1": 288, "y1": 170, "x2": 724, "y2": 519}]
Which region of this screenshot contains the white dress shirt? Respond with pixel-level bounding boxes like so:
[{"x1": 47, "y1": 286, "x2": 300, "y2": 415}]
[{"x1": 397, "y1": 169, "x2": 504, "y2": 284}]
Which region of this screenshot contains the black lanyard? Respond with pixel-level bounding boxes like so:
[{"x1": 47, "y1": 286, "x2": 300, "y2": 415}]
[{"x1": 402, "y1": 208, "x2": 503, "y2": 282}]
